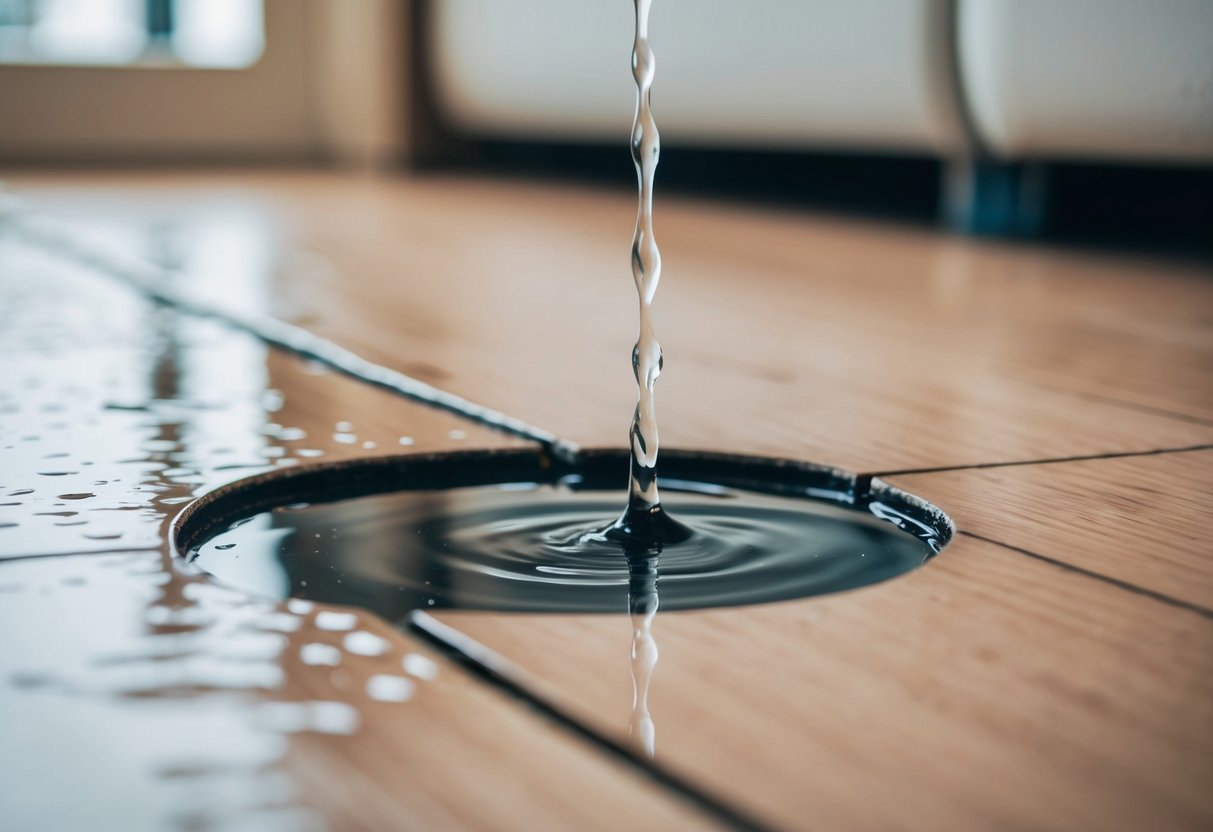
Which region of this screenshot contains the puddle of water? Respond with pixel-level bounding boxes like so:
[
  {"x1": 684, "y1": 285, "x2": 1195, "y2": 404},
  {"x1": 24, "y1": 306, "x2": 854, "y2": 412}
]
[
  {"x1": 180, "y1": 449, "x2": 948, "y2": 618},
  {"x1": 189, "y1": 477, "x2": 940, "y2": 616}
]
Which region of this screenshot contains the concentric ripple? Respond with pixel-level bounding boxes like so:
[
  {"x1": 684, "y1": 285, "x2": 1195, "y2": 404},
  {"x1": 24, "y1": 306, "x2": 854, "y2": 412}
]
[{"x1": 188, "y1": 479, "x2": 941, "y2": 617}]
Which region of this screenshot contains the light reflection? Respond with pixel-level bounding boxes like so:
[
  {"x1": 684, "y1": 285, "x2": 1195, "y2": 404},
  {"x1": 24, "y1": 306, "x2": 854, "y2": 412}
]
[
  {"x1": 402, "y1": 652, "x2": 439, "y2": 681},
  {"x1": 314, "y1": 611, "x2": 357, "y2": 632},
  {"x1": 0, "y1": 213, "x2": 457, "y2": 830},
  {"x1": 626, "y1": 550, "x2": 660, "y2": 758},
  {"x1": 343, "y1": 631, "x2": 390, "y2": 657},
  {"x1": 300, "y1": 643, "x2": 341, "y2": 667},
  {"x1": 0, "y1": 0, "x2": 264, "y2": 67},
  {"x1": 366, "y1": 674, "x2": 414, "y2": 703}
]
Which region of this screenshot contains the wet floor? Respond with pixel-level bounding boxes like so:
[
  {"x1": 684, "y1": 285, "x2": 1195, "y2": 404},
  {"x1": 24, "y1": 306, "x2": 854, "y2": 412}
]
[
  {"x1": 187, "y1": 466, "x2": 942, "y2": 617},
  {"x1": 5, "y1": 174, "x2": 1210, "y2": 832},
  {"x1": 1, "y1": 234, "x2": 694, "y2": 830}
]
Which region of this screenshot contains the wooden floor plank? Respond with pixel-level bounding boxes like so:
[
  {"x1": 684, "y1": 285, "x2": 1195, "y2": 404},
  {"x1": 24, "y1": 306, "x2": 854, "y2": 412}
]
[
  {"x1": 435, "y1": 534, "x2": 1213, "y2": 832},
  {"x1": 0, "y1": 239, "x2": 524, "y2": 560},
  {"x1": 0, "y1": 551, "x2": 722, "y2": 831},
  {"x1": 885, "y1": 449, "x2": 1213, "y2": 611},
  {"x1": 9, "y1": 171, "x2": 1213, "y2": 474},
  {"x1": 4, "y1": 169, "x2": 1212, "y2": 831},
  {"x1": 0, "y1": 238, "x2": 724, "y2": 831}
]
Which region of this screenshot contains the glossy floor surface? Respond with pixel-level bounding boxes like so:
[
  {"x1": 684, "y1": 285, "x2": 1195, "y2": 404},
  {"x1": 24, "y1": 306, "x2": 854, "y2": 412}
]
[{"x1": 1, "y1": 169, "x2": 1211, "y2": 831}]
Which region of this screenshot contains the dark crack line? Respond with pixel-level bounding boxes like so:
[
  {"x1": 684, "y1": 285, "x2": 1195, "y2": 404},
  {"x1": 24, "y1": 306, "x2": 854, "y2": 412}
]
[
  {"x1": 408, "y1": 612, "x2": 780, "y2": 832},
  {"x1": 961, "y1": 530, "x2": 1213, "y2": 620},
  {"x1": 7, "y1": 214, "x2": 579, "y2": 462},
  {"x1": 1059, "y1": 392, "x2": 1213, "y2": 429},
  {"x1": 868, "y1": 443, "x2": 1213, "y2": 479},
  {"x1": 992, "y1": 369, "x2": 1213, "y2": 430}
]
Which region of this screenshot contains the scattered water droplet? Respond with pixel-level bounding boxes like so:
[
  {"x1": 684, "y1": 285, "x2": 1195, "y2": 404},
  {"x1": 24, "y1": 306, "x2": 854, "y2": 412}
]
[
  {"x1": 287, "y1": 598, "x2": 314, "y2": 615},
  {"x1": 344, "y1": 631, "x2": 388, "y2": 657},
  {"x1": 366, "y1": 674, "x2": 413, "y2": 703},
  {"x1": 300, "y1": 643, "x2": 342, "y2": 667},
  {"x1": 402, "y1": 653, "x2": 439, "y2": 681},
  {"x1": 314, "y1": 610, "x2": 356, "y2": 631}
]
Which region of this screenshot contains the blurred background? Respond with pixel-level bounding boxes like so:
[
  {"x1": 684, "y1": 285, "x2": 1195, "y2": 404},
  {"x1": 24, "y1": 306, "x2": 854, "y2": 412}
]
[{"x1": 0, "y1": 0, "x2": 1211, "y2": 253}]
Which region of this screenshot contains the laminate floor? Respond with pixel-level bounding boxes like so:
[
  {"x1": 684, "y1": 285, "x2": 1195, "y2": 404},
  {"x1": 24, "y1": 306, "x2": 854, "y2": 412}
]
[{"x1": 2, "y1": 169, "x2": 1210, "y2": 830}]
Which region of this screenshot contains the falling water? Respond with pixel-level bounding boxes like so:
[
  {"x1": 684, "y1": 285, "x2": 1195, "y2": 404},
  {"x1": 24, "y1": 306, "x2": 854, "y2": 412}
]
[
  {"x1": 625, "y1": 0, "x2": 666, "y2": 522},
  {"x1": 627, "y1": 549, "x2": 660, "y2": 756}
]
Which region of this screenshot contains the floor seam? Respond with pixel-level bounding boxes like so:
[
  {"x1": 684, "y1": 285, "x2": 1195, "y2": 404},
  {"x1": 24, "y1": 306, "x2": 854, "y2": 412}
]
[
  {"x1": 408, "y1": 612, "x2": 780, "y2": 832},
  {"x1": 993, "y1": 369, "x2": 1213, "y2": 429},
  {"x1": 867, "y1": 443, "x2": 1213, "y2": 479},
  {"x1": 7, "y1": 212, "x2": 576, "y2": 460},
  {"x1": 961, "y1": 530, "x2": 1213, "y2": 620}
]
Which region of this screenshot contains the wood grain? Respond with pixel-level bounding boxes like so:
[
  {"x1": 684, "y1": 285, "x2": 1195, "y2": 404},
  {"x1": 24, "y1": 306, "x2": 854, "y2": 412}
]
[
  {"x1": 0, "y1": 552, "x2": 721, "y2": 831},
  {"x1": 436, "y1": 533, "x2": 1213, "y2": 832},
  {"x1": 886, "y1": 449, "x2": 1213, "y2": 610},
  {"x1": 4, "y1": 168, "x2": 1212, "y2": 831},
  {"x1": 0, "y1": 239, "x2": 522, "y2": 560},
  {"x1": 0, "y1": 238, "x2": 720, "y2": 831},
  {"x1": 9, "y1": 170, "x2": 1213, "y2": 474}
]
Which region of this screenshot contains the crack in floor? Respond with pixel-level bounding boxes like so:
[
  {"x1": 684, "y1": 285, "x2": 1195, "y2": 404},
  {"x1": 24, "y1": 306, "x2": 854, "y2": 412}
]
[
  {"x1": 408, "y1": 612, "x2": 779, "y2": 832},
  {"x1": 962, "y1": 530, "x2": 1213, "y2": 621},
  {"x1": 869, "y1": 443, "x2": 1213, "y2": 479},
  {"x1": 993, "y1": 369, "x2": 1213, "y2": 430},
  {"x1": 7, "y1": 212, "x2": 573, "y2": 460}
]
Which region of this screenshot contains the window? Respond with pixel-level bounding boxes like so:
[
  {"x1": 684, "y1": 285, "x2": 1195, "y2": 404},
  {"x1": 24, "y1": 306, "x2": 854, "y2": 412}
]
[{"x1": 0, "y1": 0, "x2": 263, "y2": 68}]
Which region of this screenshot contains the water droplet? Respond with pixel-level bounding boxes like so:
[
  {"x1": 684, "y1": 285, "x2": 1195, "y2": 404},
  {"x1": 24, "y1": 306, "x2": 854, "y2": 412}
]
[
  {"x1": 402, "y1": 653, "x2": 439, "y2": 681},
  {"x1": 366, "y1": 674, "x2": 413, "y2": 703},
  {"x1": 287, "y1": 598, "x2": 314, "y2": 614},
  {"x1": 314, "y1": 610, "x2": 356, "y2": 631},
  {"x1": 300, "y1": 643, "x2": 342, "y2": 666},
  {"x1": 343, "y1": 631, "x2": 388, "y2": 657}
]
